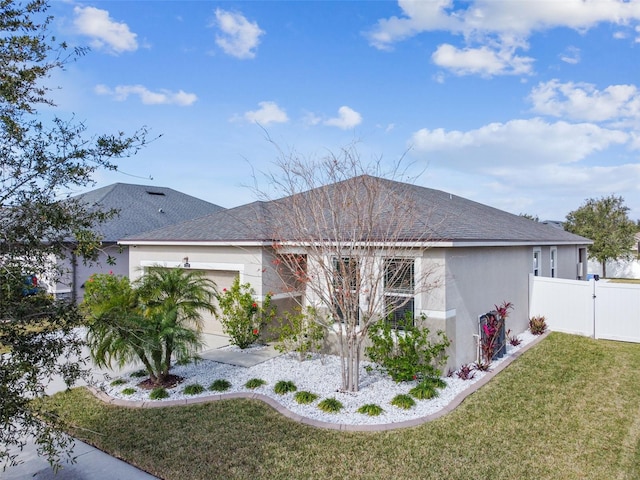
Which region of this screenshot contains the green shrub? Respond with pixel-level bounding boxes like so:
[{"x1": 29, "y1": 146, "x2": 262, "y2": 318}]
[
  {"x1": 121, "y1": 387, "x2": 136, "y2": 395},
  {"x1": 274, "y1": 380, "x2": 297, "y2": 395},
  {"x1": 244, "y1": 378, "x2": 266, "y2": 389},
  {"x1": 529, "y1": 315, "x2": 547, "y2": 335},
  {"x1": 217, "y1": 277, "x2": 275, "y2": 349},
  {"x1": 272, "y1": 306, "x2": 325, "y2": 361},
  {"x1": 391, "y1": 394, "x2": 415, "y2": 410},
  {"x1": 183, "y1": 383, "x2": 205, "y2": 395},
  {"x1": 357, "y1": 404, "x2": 384, "y2": 416},
  {"x1": 149, "y1": 388, "x2": 169, "y2": 400},
  {"x1": 318, "y1": 397, "x2": 343, "y2": 413},
  {"x1": 366, "y1": 313, "x2": 450, "y2": 382},
  {"x1": 130, "y1": 369, "x2": 147, "y2": 378},
  {"x1": 209, "y1": 379, "x2": 232, "y2": 392},
  {"x1": 110, "y1": 379, "x2": 126, "y2": 386},
  {"x1": 409, "y1": 382, "x2": 439, "y2": 400},
  {"x1": 422, "y1": 376, "x2": 447, "y2": 389},
  {"x1": 176, "y1": 355, "x2": 202, "y2": 366},
  {"x1": 294, "y1": 391, "x2": 318, "y2": 404}
]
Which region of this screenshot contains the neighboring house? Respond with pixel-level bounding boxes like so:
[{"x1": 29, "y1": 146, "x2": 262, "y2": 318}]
[
  {"x1": 120, "y1": 175, "x2": 592, "y2": 367},
  {"x1": 50, "y1": 183, "x2": 224, "y2": 302},
  {"x1": 588, "y1": 231, "x2": 640, "y2": 279}
]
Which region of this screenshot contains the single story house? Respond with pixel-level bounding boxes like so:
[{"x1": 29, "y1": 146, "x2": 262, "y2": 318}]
[
  {"x1": 50, "y1": 183, "x2": 224, "y2": 302},
  {"x1": 120, "y1": 175, "x2": 592, "y2": 367}
]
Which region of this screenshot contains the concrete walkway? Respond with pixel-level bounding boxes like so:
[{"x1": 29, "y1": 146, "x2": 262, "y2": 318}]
[{"x1": 4, "y1": 437, "x2": 158, "y2": 480}]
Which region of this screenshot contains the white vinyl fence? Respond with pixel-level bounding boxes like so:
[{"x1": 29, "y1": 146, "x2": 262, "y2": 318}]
[{"x1": 528, "y1": 274, "x2": 640, "y2": 343}]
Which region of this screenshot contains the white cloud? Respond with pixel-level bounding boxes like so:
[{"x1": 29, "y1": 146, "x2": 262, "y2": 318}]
[
  {"x1": 410, "y1": 118, "x2": 629, "y2": 169},
  {"x1": 213, "y1": 9, "x2": 264, "y2": 59},
  {"x1": 529, "y1": 80, "x2": 640, "y2": 123},
  {"x1": 73, "y1": 6, "x2": 137, "y2": 54},
  {"x1": 559, "y1": 46, "x2": 581, "y2": 64},
  {"x1": 241, "y1": 101, "x2": 288, "y2": 125},
  {"x1": 369, "y1": 0, "x2": 640, "y2": 47},
  {"x1": 432, "y1": 43, "x2": 533, "y2": 77},
  {"x1": 324, "y1": 106, "x2": 363, "y2": 130},
  {"x1": 95, "y1": 84, "x2": 197, "y2": 106},
  {"x1": 367, "y1": 0, "x2": 640, "y2": 76},
  {"x1": 302, "y1": 111, "x2": 323, "y2": 126}
]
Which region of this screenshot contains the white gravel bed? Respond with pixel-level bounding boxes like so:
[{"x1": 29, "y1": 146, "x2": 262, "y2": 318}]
[{"x1": 97, "y1": 330, "x2": 539, "y2": 426}]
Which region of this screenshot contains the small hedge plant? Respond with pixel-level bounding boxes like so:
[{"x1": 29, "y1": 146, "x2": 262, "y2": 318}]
[
  {"x1": 274, "y1": 380, "x2": 297, "y2": 395},
  {"x1": 357, "y1": 404, "x2": 384, "y2": 416},
  {"x1": 390, "y1": 394, "x2": 415, "y2": 410},
  {"x1": 149, "y1": 387, "x2": 169, "y2": 400},
  {"x1": 318, "y1": 397, "x2": 343, "y2": 413},
  {"x1": 121, "y1": 387, "x2": 136, "y2": 395},
  {"x1": 272, "y1": 306, "x2": 325, "y2": 361},
  {"x1": 366, "y1": 313, "x2": 450, "y2": 382},
  {"x1": 244, "y1": 378, "x2": 266, "y2": 389},
  {"x1": 183, "y1": 384, "x2": 205, "y2": 395},
  {"x1": 209, "y1": 379, "x2": 232, "y2": 392},
  {"x1": 294, "y1": 391, "x2": 318, "y2": 404}
]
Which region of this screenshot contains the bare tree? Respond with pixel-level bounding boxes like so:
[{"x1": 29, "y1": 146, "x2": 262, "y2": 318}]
[{"x1": 258, "y1": 144, "x2": 439, "y2": 392}]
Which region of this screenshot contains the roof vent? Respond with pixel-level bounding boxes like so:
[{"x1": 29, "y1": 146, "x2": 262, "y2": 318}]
[{"x1": 146, "y1": 191, "x2": 165, "y2": 196}]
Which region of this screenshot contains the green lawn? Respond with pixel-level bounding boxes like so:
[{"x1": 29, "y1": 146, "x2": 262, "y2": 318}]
[{"x1": 43, "y1": 333, "x2": 640, "y2": 480}]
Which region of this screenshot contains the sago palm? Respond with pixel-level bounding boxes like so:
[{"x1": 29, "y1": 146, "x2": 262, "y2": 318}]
[
  {"x1": 84, "y1": 269, "x2": 217, "y2": 385},
  {"x1": 135, "y1": 268, "x2": 217, "y2": 382}
]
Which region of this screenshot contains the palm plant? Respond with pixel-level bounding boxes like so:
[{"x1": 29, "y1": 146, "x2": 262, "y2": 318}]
[
  {"x1": 83, "y1": 269, "x2": 217, "y2": 385},
  {"x1": 135, "y1": 268, "x2": 217, "y2": 382}
]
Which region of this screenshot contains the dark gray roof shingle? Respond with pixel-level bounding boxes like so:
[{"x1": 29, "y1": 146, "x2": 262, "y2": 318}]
[
  {"x1": 121, "y1": 176, "x2": 591, "y2": 245},
  {"x1": 75, "y1": 183, "x2": 224, "y2": 242}
]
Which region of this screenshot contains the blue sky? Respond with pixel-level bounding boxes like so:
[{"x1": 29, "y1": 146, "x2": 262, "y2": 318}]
[{"x1": 47, "y1": 0, "x2": 640, "y2": 221}]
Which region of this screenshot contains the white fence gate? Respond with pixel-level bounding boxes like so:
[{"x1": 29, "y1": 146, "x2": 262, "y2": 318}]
[{"x1": 528, "y1": 274, "x2": 640, "y2": 343}]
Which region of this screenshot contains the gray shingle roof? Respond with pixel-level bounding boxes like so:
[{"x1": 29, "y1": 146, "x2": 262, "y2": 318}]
[
  {"x1": 75, "y1": 183, "x2": 224, "y2": 242},
  {"x1": 121, "y1": 176, "x2": 591, "y2": 245}
]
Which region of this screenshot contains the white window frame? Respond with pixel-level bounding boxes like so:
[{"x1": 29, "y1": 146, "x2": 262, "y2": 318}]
[
  {"x1": 332, "y1": 256, "x2": 360, "y2": 324},
  {"x1": 533, "y1": 247, "x2": 542, "y2": 277},
  {"x1": 383, "y1": 258, "x2": 415, "y2": 329},
  {"x1": 550, "y1": 246, "x2": 557, "y2": 278}
]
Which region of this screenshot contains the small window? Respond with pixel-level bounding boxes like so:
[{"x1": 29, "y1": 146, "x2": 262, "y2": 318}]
[
  {"x1": 533, "y1": 248, "x2": 542, "y2": 276},
  {"x1": 384, "y1": 258, "x2": 415, "y2": 329},
  {"x1": 550, "y1": 247, "x2": 557, "y2": 278},
  {"x1": 332, "y1": 257, "x2": 359, "y2": 324}
]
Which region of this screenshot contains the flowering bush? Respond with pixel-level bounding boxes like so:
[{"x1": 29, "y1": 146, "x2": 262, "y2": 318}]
[{"x1": 217, "y1": 277, "x2": 274, "y2": 349}]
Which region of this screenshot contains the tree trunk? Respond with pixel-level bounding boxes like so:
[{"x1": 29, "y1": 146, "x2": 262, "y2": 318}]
[
  {"x1": 344, "y1": 332, "x2": 360, "y2": 392},
  {"x1": 602, "y1": 260, "x2": 607, "y2": 279}
]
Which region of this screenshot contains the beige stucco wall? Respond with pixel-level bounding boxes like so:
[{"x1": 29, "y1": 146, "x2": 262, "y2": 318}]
[{"x1": 124, "y1": 241, "x2": 586, "y2": 369}]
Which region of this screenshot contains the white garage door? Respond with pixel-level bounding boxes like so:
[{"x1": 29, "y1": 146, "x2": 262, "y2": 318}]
[{"x1": 199, "y1": 270, "x2": 239, "y2": 335}]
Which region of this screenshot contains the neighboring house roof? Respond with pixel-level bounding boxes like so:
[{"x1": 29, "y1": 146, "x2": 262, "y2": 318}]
[
  {"x1": 75, "y1": 183, "x2": 225, "y2": 242},
  {"x1": 121, "y1": 176, "x2": 592, "y2": 247}
]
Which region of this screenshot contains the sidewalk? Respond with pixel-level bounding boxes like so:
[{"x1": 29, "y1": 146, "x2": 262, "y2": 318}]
[{"x1": 5, "y1": 436, "x2": 158, "y2": 480}]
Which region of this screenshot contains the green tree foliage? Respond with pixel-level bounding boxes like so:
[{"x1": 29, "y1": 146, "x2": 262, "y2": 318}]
[
  {"x1": 0, "y1": 0, "x2": 147, "y2": 469},
  {"x1": 565, "y1": 195, "x2": 636, "y2": 278},
  {"x1": 83, "y1": 269, "x2": 217, "y2": 385},
  {"x1": 217, "y1": 276, "x2": 274, "y2": 349}
]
